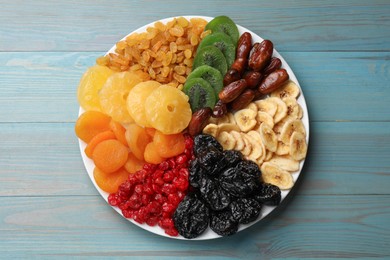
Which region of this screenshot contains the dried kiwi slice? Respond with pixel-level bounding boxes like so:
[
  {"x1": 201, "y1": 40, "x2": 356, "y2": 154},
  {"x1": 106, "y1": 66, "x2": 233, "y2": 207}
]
[
  {"x1": 192, "y1": 45, "x2": 228, "y2": 76},
  {"x1": 197, "y1": 32, "x2": 236, "y2": 68},
  {"x1": 186, "y1": 65, "x2": 223, "y2": 96},
  {"x1": 205, "y1": 16, "x2": 239, "y2": 44},
  {"x1": 183, "y1": 78, "x2": 216, "y2": 112}
]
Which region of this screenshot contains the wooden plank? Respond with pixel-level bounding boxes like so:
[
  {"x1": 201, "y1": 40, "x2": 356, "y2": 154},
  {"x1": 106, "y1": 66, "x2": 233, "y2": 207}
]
[
  {"x1": 0, "y1": 195, "x2": 389, "y2": 258},
  {"x1": 0, "y1": 121, "x2": 389, "y2": 196},
  {"x1": 1, "y1": 1, "x2": 389, "y2": 52},
  {"x1": 1, "y1": 51, "x2": 389, "y2": 123}
]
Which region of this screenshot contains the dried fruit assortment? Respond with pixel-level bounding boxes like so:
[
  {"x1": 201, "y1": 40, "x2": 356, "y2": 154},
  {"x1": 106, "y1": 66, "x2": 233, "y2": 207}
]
[{"x1": 75, "y1": 15, "x2": 308, "y2": 239}]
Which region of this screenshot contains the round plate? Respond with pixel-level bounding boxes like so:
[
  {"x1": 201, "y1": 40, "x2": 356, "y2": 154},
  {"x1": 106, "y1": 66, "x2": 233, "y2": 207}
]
[{"x1": 78, "y1": 16, "x2": 309, "y2": 240}]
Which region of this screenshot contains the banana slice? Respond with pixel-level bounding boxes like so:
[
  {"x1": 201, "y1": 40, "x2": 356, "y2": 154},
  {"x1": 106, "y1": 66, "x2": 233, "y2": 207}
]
[
  {"x1": 227, "y1": 112, "x2": 236, "y2": 124},
  {"x1": 284, "y1": 97, "x2": 301, "y2": 120},
  {"x1": 273, "y1": 119, "x2": 286, "y2": 136},
  {"x1": 231, "y1": 131, "x2": 245, "y2": 150},
  {"x1": 240, "y1": 133, "x2": 253, "y2": 156},
  {"x1": 218, "y1": 123, "x2": 240, "y2": 133},
  {"x1": 265, "y1": 151, "x2": 273, "y2": 161},
  {"x1": 256, "y1": 111, "x2": 274, "y2": 129},
  {"x1": 261, "y1": 162, "x2": 294, "y2": 190},
  {"x1": 254, "y1": 99, "x2": 277, "y2": 117},
  {"x1": 275, "y1": 141, "x2": 290, "y2": 155},
  {"x1": 298, "y1": 105, "x2": 303, "y2": 119},
  {"x1": 268, "y1": 155, "x2": 300, "y2": 172},
  {"x1": 234, "y1": 109, "x2": 257, "y2": 132},
  {"x1": 202, "y1": 123, "x2": 219, "y2": 137},
  {"x1": 217, "y1": 114, "x2": 231, "y2": 124},
  {"x1": 246, "y1": 130, "x2": 262, "y2": 143},
  {"x1": 271, "y1": 80, "x2": 300, "y2": 100},
  {"x1": 268, "y1": 97, "x2": 288, "y2": 124},
  {"x1": 280, "y1": 118, "x2": 306, "y2": 144},
  {"x1": 244, "y1": 134, "x2": 263, "y2": 160},
  {"x1": 290, "y1": 131, "x2": 308, "y2": 161},
  {"x1": 259, "y1": 123, "x2": 278, "y2": 152},
  {"x1": 208, "y1": 116, "x2": 218, "y2": 124},
  {"x1": 217, "y1": 131, "x2": 236, "y2": 150},
  {"x1": 256, "y1": 140, "x2": 266, "y2": 165},
  {"x1": 245, "y1": 102, "x2": 258, "y2": 113}
]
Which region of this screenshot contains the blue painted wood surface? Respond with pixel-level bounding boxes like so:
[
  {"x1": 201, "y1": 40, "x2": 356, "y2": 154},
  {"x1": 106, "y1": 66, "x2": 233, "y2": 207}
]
[{"x1": 0, "y1": 0, "x2": 389, "y2": 258}]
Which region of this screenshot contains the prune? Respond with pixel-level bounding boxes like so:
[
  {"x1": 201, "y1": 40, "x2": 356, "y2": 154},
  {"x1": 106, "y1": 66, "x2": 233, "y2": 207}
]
[
  {"x1": 253, "y1": 183, "x2": 281, "y2": 206},
  {"x1": 200, "y1": 177, "x2": 231, "y2": 211},
  {"x1": 236, "y1": 160, "x2": 261, "y2": 179},
  {"x1": 173, "y1": 192, "x2": 210, "y2": 239},
  {"x1": 229, "y1": 197, "x2": 262, "y2": 224},
  {"x1": 197, "y1": 146, "x2": 227, "y2": 177},
  {"x1": 210, "y1": 209, "x2": 238, "y2": 236},
  {"x1": 193, "y1": 134, "x2": 223, "y2": 156},
  {"x1": 219, "y1": 166, "x2": 260, "y2": 198},
  {"x1": 223, "y1": 150, "x2": 243, "y2": 168},
  {"x1": 188, "y1": 158, "x2": 206, "y2": 188}
]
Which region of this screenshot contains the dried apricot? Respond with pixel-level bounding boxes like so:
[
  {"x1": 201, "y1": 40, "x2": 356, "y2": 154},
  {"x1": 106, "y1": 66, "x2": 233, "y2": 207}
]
[
  {"x1": 125, "y1": 124, "x2": 152, "y2": 161},
  {"x1": 92, "y1": 139, "x2": 129, "y2": 173},
  {"x1": 84, "y1": 130, "x2": 116, "y2": 158},
  {"x1": 124, "y1": 152, "x2": 145, "y2": 174},
  {"x1": 109, "y1": 120, "x2": 128, "y2": 146},
  {"x1": 144, "y1": 142, "x2": 165, "y2": 164},
  {"x1": 93, "y1": 167, "x2": 129, "y2": 194},
  {"x1": 75, "y1": 110, "x2": 111, "y2": 143},
  {"x1": 153, "y1": 131, "x2": 185, "y2": 158}
]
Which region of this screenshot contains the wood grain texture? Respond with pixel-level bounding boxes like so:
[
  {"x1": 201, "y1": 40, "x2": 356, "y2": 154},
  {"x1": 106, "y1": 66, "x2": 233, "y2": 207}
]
[
  {"x1": 0, "y1": 0, "x2": 389, "y2": 52},
  {"x1": 0, "y1": 121, "x2": 389, "y2": 196},
  {"x1": 0, "y1": 195, "x2": 389, "y2": 258},
  {"x1": 1, "y1": 51, "x2": 389, "y2": 122}
]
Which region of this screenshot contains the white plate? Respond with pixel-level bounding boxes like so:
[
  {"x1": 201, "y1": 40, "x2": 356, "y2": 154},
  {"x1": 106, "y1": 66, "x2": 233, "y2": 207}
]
[{"x1": 78, "y1": 16, "x2": 309, "y2": 240}]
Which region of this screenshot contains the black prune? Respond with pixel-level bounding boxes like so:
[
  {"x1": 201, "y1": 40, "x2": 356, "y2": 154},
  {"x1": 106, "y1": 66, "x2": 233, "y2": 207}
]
[
  {"x1": 219, "y1": 166, "x2": 260, "y2": 198},
  {"x1": 229, "y1": 197, "x2": 262, "y2": 224},
  {"x1": 189, "y1": 158, "x2": 206, "y2": 188},
  {"x1": 200, "y1": 177, "x2": 231, "y2": 211},
  {"x1": 253, "y1": 183, "x2": 281, "y2": 206},
  {"x1": 236, "y1": 160, "x2": 262, "y2": 179},
  {"x1": 223, "y1": 150, "x2": 243, "y2": 168},
  {"x1": 193, "y1": 134, "x2": 223, "y2": 156},
  {"x1": 210, "y1": 209, "x2": 238, "y2": 236},
  {"x1": 173, "y1": 192, "x2": 210, "y2": 239},
  {"x1": 197, "y1": 146, "x2": 227, "y2": 177}
]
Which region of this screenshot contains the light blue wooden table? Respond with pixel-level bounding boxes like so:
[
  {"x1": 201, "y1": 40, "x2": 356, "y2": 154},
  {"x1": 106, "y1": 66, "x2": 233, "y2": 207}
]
[{"x1": 1, "y1": 1, "x2": 389, "y2": 258}]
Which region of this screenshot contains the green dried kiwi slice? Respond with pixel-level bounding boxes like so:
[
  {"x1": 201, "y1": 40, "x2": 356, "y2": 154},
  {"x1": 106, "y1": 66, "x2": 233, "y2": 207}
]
[
  {"x1": 186, "y1": 65, "x2": 223, "y2": 96},
  {"x1": 197, "y1": 32, "x2": 236, "y2": 68},
  {"x1": 193, "y1": 45, "x2": 227, "y2": 76},
  {"x1": 183, "y1": 78, "x2": 217, "y2": 112},
  {"x1": 205, "y1": 16, "x2": 239, "y2": 45}
]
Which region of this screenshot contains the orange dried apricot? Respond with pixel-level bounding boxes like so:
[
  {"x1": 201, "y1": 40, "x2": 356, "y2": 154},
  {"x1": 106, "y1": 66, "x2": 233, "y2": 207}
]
[
  {"x1": 124, "y1": 152, "x2": 145, "y2": 174},
  {"x1": 92, "y1": 139, "x2": 129, "y2": 173},
  {"x1": 109, "y1": 120, "x2": 128, "y2": 146},
  {"x1": 153, "y1": 130, "x2": 185, "y2": 158},
  {"x1": 125, "y1": 124, "x2": 152, "y2": 161},
  {"x1": 144, "y1": 142, "x2": 165, "y2": 164},
  {"x1": 84, "y1": 130, "x2": 116, "y2": 158},
  {"x1": 75, "y1": 110, "x2": 111, "y2": 143},
  {"x1": 93, "y1": 167, "x2": 129, "y2": 194}
]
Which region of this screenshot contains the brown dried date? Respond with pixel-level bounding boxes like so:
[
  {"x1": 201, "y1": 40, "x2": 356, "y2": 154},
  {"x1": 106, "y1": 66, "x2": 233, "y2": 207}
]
[
  {"x1": 243, "y1": 71, "x2": 263, "y2": 88},
  {"x1": 248, "y1": 40, "x2": 273, "y2": 72},
  {"x1": 212, "y1": 100, "x2": 227, "y2": 118},
  {"x1": 188, "y1": 107, "x2": 212, "y2": 136},
  {"x1": 223, "y1": 69, "x2": 241, "y2": 86},
  {"x1": 218, "y1": 79, "x2": 247, "y2": 103},
  {"x1": 263, "y1": 57, "x2": 282, "y2": 75},
  {"x1": 230, "y1": 89, "x2": 255, "y2": 111},
  {"x1": 236, "y1": 32, "x2": 252, "y2": 60},
  {"x1": 258, "y1": 69, "x2": 289, "y2": 94},
  {"x1": 230, "y1": 58, "x2": 246, "y2": 75}
]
